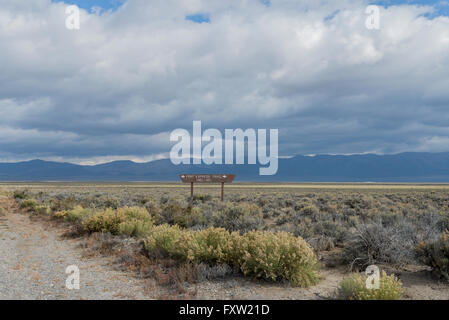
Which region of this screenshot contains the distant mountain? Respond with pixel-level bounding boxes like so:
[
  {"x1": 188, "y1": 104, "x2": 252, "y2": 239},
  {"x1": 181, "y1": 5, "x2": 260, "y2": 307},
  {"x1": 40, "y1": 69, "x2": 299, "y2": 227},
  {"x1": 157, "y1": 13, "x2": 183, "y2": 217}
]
[{"x1": 1, "y1": 152, "x2": 449, "y2": 182}]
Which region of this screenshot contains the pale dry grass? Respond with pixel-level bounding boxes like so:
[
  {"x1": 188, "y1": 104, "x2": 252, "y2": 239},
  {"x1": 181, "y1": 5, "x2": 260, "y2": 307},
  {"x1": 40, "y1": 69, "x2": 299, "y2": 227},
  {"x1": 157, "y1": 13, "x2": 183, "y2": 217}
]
[{"x1": 2, "y1": 182, "x2": 449, "y2": 190}]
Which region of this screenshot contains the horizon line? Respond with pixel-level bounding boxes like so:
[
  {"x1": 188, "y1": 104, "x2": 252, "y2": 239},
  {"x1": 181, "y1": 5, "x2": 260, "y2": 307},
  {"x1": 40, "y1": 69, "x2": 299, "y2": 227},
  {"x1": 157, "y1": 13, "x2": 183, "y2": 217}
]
[{"x1": 0, "y1": 150, "x2": 447, "y2": 166}]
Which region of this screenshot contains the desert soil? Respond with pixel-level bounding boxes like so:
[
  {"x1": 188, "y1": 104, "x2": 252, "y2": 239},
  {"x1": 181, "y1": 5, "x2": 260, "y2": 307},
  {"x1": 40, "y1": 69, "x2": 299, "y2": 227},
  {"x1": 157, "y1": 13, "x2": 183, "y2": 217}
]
[
  {"x1": 0, "y1": 195, "x2": 151, "y2": 300},
  {"x1": 0, "y1": 195, "x2": 448, "y2": 300}
]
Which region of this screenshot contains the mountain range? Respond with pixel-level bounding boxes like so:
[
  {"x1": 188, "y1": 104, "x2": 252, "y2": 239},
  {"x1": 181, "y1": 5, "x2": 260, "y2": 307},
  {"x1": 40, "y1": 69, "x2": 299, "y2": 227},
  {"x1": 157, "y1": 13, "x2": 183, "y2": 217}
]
[{"x1": 1, "y1": 152, "x2": 449, "y2": 182}]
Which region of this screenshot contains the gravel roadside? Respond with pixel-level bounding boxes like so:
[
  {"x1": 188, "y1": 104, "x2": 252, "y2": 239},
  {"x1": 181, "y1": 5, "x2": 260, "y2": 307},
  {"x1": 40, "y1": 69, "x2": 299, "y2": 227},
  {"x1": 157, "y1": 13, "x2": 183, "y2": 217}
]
[{"x1": 0, "y1": 196, "x2": 152, "y2": 300}]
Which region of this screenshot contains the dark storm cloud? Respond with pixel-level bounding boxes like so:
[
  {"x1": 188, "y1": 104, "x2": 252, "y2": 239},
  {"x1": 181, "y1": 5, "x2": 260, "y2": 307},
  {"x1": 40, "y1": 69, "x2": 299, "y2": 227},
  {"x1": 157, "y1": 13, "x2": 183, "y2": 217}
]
[{"x1": 0, "y1": 0, "x2": 449, "y2": 163}]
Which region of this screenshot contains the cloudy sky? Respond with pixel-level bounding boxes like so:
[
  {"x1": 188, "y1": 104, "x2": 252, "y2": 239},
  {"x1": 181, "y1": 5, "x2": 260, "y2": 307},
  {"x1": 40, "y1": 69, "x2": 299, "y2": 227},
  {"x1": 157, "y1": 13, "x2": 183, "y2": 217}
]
[{"x1": 1, "y1": 0, "x2": 449, "y2": 164}]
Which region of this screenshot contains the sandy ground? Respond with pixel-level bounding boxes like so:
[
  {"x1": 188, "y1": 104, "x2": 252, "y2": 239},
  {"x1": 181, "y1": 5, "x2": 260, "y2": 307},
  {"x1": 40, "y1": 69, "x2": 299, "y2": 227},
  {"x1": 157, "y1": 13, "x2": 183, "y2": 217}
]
[
  {"x1": 0, "y1": 194, "x2": 448, "y2": 300},
  {"x1": 189, "y1": 262, "x2": 449, "y2": 300},
  {"x1": 0, "y1": 195, "x2": 152, "y2": 300}
]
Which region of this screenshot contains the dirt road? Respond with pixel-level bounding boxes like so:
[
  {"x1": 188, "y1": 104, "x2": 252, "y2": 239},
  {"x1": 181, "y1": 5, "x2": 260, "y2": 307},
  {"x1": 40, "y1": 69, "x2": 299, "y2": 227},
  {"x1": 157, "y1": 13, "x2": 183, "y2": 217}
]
[{"x1": 0, "y1": 196, "x2": 151, "y2": 300}]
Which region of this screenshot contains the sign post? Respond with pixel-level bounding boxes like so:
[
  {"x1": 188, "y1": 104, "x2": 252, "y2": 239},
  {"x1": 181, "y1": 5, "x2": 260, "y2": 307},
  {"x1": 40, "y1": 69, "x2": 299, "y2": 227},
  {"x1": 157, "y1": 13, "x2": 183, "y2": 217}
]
[
  {"x1": 179, "y1": 174, "x2": 236, "y2": 205},
  {"x1": 221, "y1": 182, "x2": 224, "y2": 201}
]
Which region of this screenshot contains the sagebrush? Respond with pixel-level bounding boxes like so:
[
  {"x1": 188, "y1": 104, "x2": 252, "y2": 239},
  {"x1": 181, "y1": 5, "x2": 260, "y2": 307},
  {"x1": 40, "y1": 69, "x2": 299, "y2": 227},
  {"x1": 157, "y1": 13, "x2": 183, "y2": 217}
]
[{"x1": 340, "y1": 271, "x2": 404, "y2": 300}]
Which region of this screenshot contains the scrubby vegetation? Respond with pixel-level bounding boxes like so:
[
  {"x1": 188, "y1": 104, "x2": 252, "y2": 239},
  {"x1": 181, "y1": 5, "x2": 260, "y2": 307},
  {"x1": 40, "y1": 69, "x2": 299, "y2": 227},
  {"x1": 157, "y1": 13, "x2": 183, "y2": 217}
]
[
  {"x1": 212, "y1": 203, "x2": 264, "y2": 233},
  {"x1": 83, "y1": 206, "x2": 154, "y2": 236},
  {"x1": 145, "y1": 226, "x2": 319, "y2": 286},
  {"x1": 12, "y1": 189, "x2": 319, "y2": 287},
  {"x1": 339, "y1": 271, "x2": 404, "y2": 300},
  {"x1": 8, "y1": 184, "x2": 449, "y2": 295},
  {"x1": 19, "y1": 199, "x2": 37, "y2": 211},
  {"x1": 13, "y1": 190, "x2": 28, "y2": 200},
  {"x1": 236, "y1": 231, "x2": 318, "y2": 286},
  {"x1": 417, "y1": 231, "x2": 449, "y2": 281},
  {"x1": 343, "y1": 214, "x2": 443, "y2": 269}
]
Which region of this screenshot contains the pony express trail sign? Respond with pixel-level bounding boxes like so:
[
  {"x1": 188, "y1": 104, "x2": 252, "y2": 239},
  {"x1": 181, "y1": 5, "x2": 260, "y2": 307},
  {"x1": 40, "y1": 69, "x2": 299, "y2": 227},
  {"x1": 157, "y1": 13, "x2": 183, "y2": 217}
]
[{"x1": 179, "y1": 174, "x2": 236, "y2": 204}]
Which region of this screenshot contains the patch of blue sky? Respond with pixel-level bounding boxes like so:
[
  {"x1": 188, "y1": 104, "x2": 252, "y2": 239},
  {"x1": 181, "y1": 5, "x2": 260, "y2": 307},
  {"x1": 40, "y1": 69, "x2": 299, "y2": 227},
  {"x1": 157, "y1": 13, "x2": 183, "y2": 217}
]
[
  {"x1": 51, "y1": 0, "x2": 125, "y2": 13},
  {"x1": 370, "y1": 0, "x2": 449, "y2": 18},
  {"x1": 185, "y1": 0, "x2": 270, "y2": 24},
  {"x1": 185, "y1": 13, "x2": 211, "y2": 24},
  {"x1": 324, "y1": 10, "x2": 341, "y2": 22}
]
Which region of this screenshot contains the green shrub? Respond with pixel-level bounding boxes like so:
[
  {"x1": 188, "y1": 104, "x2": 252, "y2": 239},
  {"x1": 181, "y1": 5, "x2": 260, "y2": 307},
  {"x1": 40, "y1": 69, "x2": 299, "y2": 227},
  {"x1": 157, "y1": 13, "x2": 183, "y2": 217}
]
[
  {"x1": 159, "y1": 201, "x2": 190, "y2": 225},
  {"x1": 145, "y1": 226, "x2": 238, "y2": 263},
  {"x1": 174, "y1": 207, "x2": 203, "y2": 228},
  {"x1": 118, "y1": 219, "x2": 153, "y2": 237},
  {"x1": 82, "y1": 206, "x2": 152, "y2": 235},
  {"x1": 82, "y1": 208, "x2": 123, "y2": 234},
  {"x1": 13, "y1": 190, "x2": 28, "y2": 200},
  {"x1": 212, "y1": 202, "x2": 264, "y2": 233},
  {"x1": 193, "y1": 194, "x2": 212, "y2": 202},
  {"x1": 35, "y1": 205, "x2": 51, "y2": 215},
  {"x1": 65, "y1": 206, "x2": 94, "y2": 222},
  {"x1": 139, "y1": 196, "x2": 154, "y2": 205},
  {"x1": 103, "y1": 197, "x2": 120, "y2": 209},
  {"x1": 54, "y1": 210, "x2": 68, "y2": 219},
  {"x1": 143, "y1": 198, "x2": 162, "y2": 221},
  {"x1": 417, "y1": 231, "x2": 449, "y2": 281},
  {"x1": 50, "y1": 197, "x2": 76, "y2": 211},
  {"x1": 180, "y1": 227, "x2": 240, "y2": 264},
  {"x1": 144, "y1": 224, "x2": 184, "y2": 258},
  {"x1": 19, "y1": 199, "x2": 37, "y2": 211},
  {"x1": 295, "y1": 200, "x2": 318, "y2": 215},
  {"x1": 237, "y1": 231, "x2": 319, "y2": 287},
  {"x1": 119, "y1": 206, "x2": 152, "y2": 222},
  {"x1": 340, "y1": 271, "x2": 404, "y2": 300},
  {"x1": 143, "y1": 226, "x2": 320, "y2": 287}
]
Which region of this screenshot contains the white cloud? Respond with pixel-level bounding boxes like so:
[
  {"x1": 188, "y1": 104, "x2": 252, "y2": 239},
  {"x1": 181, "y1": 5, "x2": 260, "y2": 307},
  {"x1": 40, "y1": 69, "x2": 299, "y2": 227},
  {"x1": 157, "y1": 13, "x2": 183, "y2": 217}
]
[{"x1": 0, "y1": 0, "x2": 449, "y2": 163}]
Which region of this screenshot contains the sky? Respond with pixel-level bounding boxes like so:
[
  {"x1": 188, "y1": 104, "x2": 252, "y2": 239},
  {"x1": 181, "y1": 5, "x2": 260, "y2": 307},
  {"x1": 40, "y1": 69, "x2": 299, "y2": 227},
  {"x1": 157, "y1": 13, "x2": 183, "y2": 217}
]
[
  {"x1": 1, "y1": 0, "x2": 449, "y2": 164},
  {"x1": 51, "y1": 0, "x2": 124, "y2": 12}
]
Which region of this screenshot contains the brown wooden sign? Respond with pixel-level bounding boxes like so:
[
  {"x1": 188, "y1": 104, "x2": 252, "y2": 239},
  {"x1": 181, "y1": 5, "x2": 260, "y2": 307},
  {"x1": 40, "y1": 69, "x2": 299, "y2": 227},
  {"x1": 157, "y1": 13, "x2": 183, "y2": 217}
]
[
  {"x1": 179, "y1": 174, "x2": 236, "y2": 204},
  {"x1": 179, "y1": 174, "x2": 235, "y2": 183}
]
